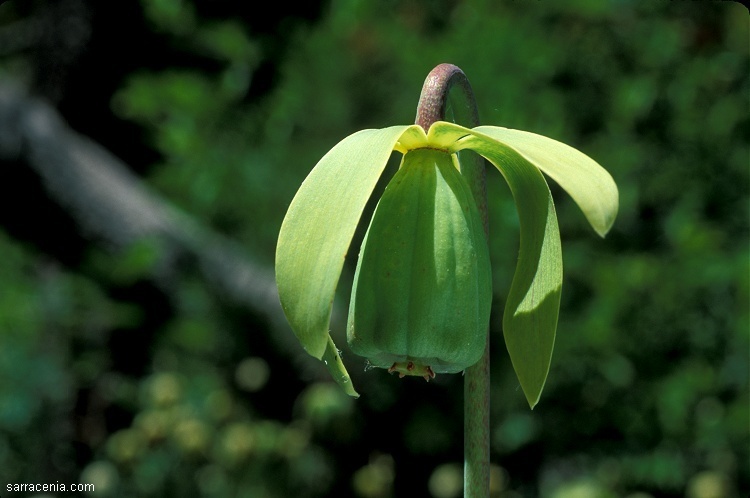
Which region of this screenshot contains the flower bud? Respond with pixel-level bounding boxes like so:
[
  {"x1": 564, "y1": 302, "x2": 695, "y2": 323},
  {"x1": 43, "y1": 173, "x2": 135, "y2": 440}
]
[{"x1": 347, "y1": 148, "x2": 492, "y2": 378}]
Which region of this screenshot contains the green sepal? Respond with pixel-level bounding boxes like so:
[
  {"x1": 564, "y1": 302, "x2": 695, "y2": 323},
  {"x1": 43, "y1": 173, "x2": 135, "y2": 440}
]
[
  {"x1": 473, "y1": 126, "x2": 618, "y2": 237},
  {"x1": 450, "y1": 125, "x2": 563, "y2": 409},
  {"x1": 322, "y1": 335, "x2": 359, "y2": 397},
  {"x1": 276, "y1": 125, "x2": 420, "y2": 395}
]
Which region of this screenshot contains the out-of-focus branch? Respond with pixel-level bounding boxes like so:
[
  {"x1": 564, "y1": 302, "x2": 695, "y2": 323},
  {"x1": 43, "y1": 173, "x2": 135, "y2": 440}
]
[{"x1": 0, "y1": 83, "x2": 344, "y2": 383}]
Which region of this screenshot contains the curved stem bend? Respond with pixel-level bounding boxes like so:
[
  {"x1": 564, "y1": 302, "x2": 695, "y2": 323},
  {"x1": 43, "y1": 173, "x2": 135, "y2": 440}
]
[{"x1": 415, "y1": 63, "x2": 490, "y2": 498}]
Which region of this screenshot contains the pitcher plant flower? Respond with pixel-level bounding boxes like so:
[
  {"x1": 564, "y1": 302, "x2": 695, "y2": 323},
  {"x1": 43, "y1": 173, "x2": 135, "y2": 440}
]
[{"x1": 275, "y1": 65, "x2": 618, "y2": 409}]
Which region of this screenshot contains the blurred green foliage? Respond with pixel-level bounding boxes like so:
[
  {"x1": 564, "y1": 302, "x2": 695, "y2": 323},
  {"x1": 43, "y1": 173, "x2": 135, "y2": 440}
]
[{"x1": 0, "y1": 0, "x2": 747, "y2": 497}]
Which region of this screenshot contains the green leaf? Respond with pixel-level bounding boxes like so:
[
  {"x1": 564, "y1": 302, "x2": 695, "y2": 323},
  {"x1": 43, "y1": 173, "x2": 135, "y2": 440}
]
[
  {"x1": 454, "y1": 129, "x2": 562, "y2": 409},
  {"x1": 474, "y1": 126, "x2": 618, "y2": 237},
  {"x1": 276, "y1": 125, "x2": 416, "y2": 395}
]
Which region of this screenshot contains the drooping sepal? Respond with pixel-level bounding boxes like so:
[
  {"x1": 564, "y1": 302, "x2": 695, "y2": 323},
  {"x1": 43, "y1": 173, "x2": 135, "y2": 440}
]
[
  {"x1": 450, "y1": 124, "x2": 563, "y2": 409},
  {"x1": 473, "y1": 126, "x2": 618, "y2": 237},
  {"x1": 276, "y1": 126, "x2": 415, "y2": 357},
  {"x1": 322, "y1": 335, "x2": 359, "y2": 397},
  {"x1": 276, "y1": 125, "x2": 420, "y2": 396}
]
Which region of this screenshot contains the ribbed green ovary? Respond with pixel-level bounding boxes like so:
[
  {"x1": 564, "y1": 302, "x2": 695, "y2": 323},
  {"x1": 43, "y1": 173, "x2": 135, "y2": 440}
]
[{"x1": 347, "y1": 148, "x2": 492, "y2": 377}]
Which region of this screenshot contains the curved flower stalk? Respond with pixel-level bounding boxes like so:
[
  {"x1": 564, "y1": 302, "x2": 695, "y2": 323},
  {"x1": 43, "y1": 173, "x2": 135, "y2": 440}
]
[{"x1": 276, "y1": 116, "x2": 617, "y2": 407}]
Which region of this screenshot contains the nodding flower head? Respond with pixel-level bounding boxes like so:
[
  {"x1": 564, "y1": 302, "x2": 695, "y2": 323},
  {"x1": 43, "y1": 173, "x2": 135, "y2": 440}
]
[{"x1": 276, "y1": 117, "x2": 617, "y2": 407}]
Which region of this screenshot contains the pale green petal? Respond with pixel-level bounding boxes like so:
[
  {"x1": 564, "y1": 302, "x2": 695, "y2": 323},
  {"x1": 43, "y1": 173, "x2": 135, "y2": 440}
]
[
  {"x1": 474, "y1": 126, "x2": 618, "y2": 237},
  {"x1": 276, "y1": 125, "x2": 416, "y2": 391},
  {"x1": 396, "y1": 125, "x2": 429, "y2": 151},
  {"x1": 426, "y1": 121, "x2": 472, "y2": 149},
  {"x1": 454, "y1": 130, "x2": 562, "y2": 409}
]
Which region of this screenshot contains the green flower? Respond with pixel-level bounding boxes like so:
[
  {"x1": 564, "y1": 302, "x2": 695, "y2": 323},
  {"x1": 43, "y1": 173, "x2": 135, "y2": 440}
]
[
  {"x1": 275, "y1": 121, "x2": 617, "y2": 406},
  {"x1": 348, "y1": 146, "x2": 492, "y2": 381}
]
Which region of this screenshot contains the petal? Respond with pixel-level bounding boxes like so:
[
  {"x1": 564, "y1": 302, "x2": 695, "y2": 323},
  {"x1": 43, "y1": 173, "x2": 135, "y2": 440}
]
[
  {"x1": 426, "y1": 121, "x2": 472, "y2": 149},
  {"x1": 454, "y1": 129, "x2": 562, "y2": 409},
  {"x1": 474, "y1": 126, "x2": 618, "y2": 237},
  {"x1": 276, "y1": 125, "x2": 417, "y2": 394},
  {"x1": 396, "y1": 125, "x2": 429, "y2": 151}
]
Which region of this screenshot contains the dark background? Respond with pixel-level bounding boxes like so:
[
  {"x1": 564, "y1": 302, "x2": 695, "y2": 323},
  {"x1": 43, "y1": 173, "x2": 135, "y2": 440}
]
[{"x1": 0, "y1": 1, "x2": 747, "y2": 497}]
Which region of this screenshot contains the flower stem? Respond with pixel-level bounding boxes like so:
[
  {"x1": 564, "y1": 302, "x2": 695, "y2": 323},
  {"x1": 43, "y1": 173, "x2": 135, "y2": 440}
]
[{"x1": 416, "y1": 64, "x2": 489, "y2": 498}]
